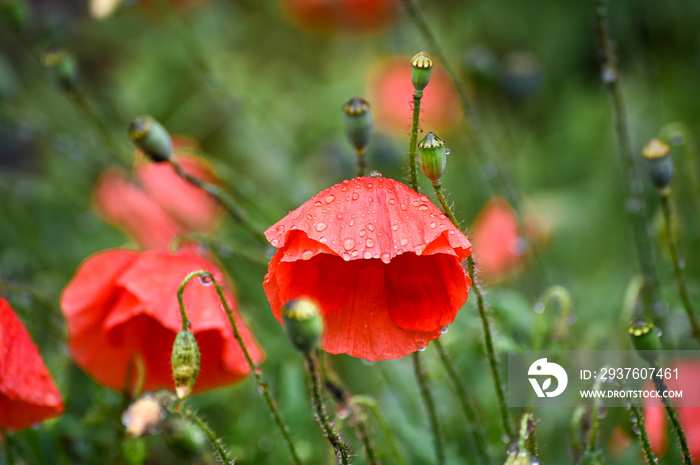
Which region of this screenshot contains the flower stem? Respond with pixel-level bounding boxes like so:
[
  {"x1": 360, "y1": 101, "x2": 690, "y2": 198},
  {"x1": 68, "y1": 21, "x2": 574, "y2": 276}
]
[
  {"x1": 533, "y1": 286, "x2": 573, "y2": 351},
  {"x1": 586, "y1": 374, "x2": 604, "y2": 452},
  {"x1": 356, "y1": 148, "x2": 366, "y2": 177},
  {"x1": 627, "y1": 404, "x2": 656, "y2": 465},
  {"x1": 652, "y1": 369, "x2": 691, "y2": 465},
  {"x1": 180, "y1": 405, "x2": 234, "y2": 464},
  {"x1": 167, "y1": 160, "x2": 269, "y2": 247},
  {"x1": 303, "y1": 351, "x2": 351, "y2": 465},
  {"x1": 433, "y1": 338, "x2": 490, "y2": 465},
  {"x1": 658, "y1": 188, "x2": 700, "y2": 343},
  {"x1": 408, "y1": 92, "x2": 423, "y2": 191},
  {"x1": 412, "y1": 351, "x2": 445, "y2": 465},
  {"x1": 431, "y1": 182, "x2": 514, "y2": 440},
  {"x1": 178, "y1": 271, "x2": 302, "y2": 465},
  {"x1": 351, "y1": 396, "x2": 407, "y2": 465},
  {"x1": 591, "y1": 0, "x2": 661, "y2": 314}
]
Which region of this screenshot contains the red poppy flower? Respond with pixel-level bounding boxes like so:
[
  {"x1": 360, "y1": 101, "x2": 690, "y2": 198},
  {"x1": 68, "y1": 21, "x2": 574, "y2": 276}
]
[
  {"x1": 93, "y1": 147, "x2": 222, "y2": 250},
  {"x1": 280, "y1": 0, "x2": 398, "y2": 35},
  {"x1": 263, "y1": 176, "x2": 472, "y2": 361},
  {"x1": 0, "y1": 297, "x2": 63, "y2": 431},
  {"x1": 644, "y1": 360, "x2": 700, "y2": 462},
  {"x1": 368, "y1": 57, "x2": 461, "y2": 133},
  {"x1": 60, "y1": 247, "x2": 264, "y2": 393}
]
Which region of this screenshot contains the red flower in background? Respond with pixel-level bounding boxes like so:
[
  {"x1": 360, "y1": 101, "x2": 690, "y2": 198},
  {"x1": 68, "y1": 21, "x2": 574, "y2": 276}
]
[
  {"x1": 644, "y1": 360, "x2": 700, "y2": 463},
  {"x1": 470, "y1": 197, "x2": 526, "y2": 281},
  {"x1": 93, "y1": 141, "x2": 222, "y2": 250},
  {"x1": 280, "y1": 0, "x2": 398, "y2": 35},
  {"x1": 0, "y1": 297, "x2": 63, "y2": 431},
  {"x1": 60, "y1": 247, "x2": 264, "y2": 393},
  {"x1": 263, "y1": 176, "x2": 472, "y2": 361},
  {"x1": 368, "y1": 57, "x2": 461, "y2": 133}
]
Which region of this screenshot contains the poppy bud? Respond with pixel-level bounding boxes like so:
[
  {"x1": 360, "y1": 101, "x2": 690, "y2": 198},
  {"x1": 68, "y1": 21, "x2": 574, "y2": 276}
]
[
  {"x1": 342, "y1": 96, "x2": 373, "y2": 152},
  {"x1": 162, "y1": 416, "x2": 208, "y2": 459},
  {"x1": 129, "y1": 115, "x2": 173, "y2": 162},
  {"x1": 171, "y1": 329, "x2": 201, "y2": 399},
  {"x1": 641, "y1": 138, "x2": 673, "y2": 189},
  {"x1": 41, "y1": 48, "x2": 78, "y2": 91},
  {"x1": 282, "y1": 297, "x2": 324, "y2": 353},
  {"x1": 418, "y1": 132, "x2": 447, "y2": 182},
  {"x1": 411, "y1": 51, "x2": 433, "y2": 93},
  {"x1": 121, "y1": 393, "x2": 165, "y2": 438},
  {"x1": 628, "y1": 318, "x2": 661, "y2": 365},
  {"x1": 0, "y1": 0, "x2": 29, "y2": 33}
]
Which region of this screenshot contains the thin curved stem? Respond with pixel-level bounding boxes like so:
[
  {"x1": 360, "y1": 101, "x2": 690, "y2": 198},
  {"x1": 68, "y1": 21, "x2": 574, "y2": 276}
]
[
  {"x1": 180, "y1": 406, "x2": 233, "y2": 464},
  {"x1": 659, "y1": 189, "x2": 700, "y2": 343},
  {"x1": 178, "y1": 271, "x2": 302, "y2": 465},
  {"x1": 652, "y1": 369, "x2": 691, "y2": 465},
  {"x1": 303, "y1": 351, "x2": 350, "y2": 465},
  {"x1": 168, "y1": 160, "x2": 269, "y2": 246},
  {"x1": 412, "y1": 351, "x2": 445, "y2": 465},
  {"x1": 408, "y1": 92, "x2": 423, "y2": 191},
  {"x1": 351, "y1": 396, "x2": 406, "y2": 465},
  {"x1": 628, "y1": 404, "x2": 656, "y2": 465}
]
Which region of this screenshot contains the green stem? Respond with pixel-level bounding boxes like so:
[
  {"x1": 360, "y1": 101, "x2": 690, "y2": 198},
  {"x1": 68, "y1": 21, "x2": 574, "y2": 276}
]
[
  {"x1": 180, "y1": 406, "x2": 233, "y2": 464},
  {"x1": 409, "y1": 92, "x2": 423, "y2": 191},
  {"x1": 412, "y1": 351, "x2": 445, "y2": 465},
  {"x1": 587, "y1": 374, "x2": 604, "y2": 452},
  {"x1": 168, "y1": 160, "x2": 269, "y2": 246},
  {"x1": 652, "y1": 370, "x2": 691, "y2": 465},
  {"x1": 533, "y1": 286, "x2": 573, "y2": 351},
  {"x1": 591, "y1": 0, "x2": 661, "y2": 315},
  {"x1": 432, "y1": 182, "x2": 513, "y2": 440},
  {"x1": 3, "y1": 430, "x2": 16, "y2": 465},
  {"x1": 351, "y1": 396, "x2": 406, "y2": 465},
  {"x1": 303, "y1": 352, "x2": 350, "y2": 465},
  {"x1": 659, "y1": 189, "x2": 700, "y2": 343},
  {"x1": 433, "y1": 339, "x2": 490, "y2": 465},
  {"x1": 518, "y1": 414, "x2": 533, "y2": 452},
  {"x1": 627, "y1": 404, "x2": 656, "y2": 465},
  {"x1": 356, "y1": 148, "x2": 366, "y2": 177},
  {"x1": 178, "y1": 271, "x2": 302, "y2": 465},
  {"x1": 355, "y1": 419, "x2": 378, "y2": 465}
]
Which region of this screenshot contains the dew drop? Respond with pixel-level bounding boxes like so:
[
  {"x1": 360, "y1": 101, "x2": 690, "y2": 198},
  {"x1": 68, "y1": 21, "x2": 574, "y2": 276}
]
[
  {"x1": 314, "y1": 200, "x2": 323, "y2": 207},
  {"x1": 363, "y1": 251, "x2": 372, "y2": 259},
  {"x1": 325, "y1": 194, "x2": 336, "y2": 204},
  {"x1": 349, "y1": 219, "x2": 355, "y2": 226},
  {"x1": 319, "y1": 237, "x2": 327, "y2": 243},
  {"x1": 352, "y1": 250, "x2": 359, "y2": 257},
  {"x1": 380, "y1": 253, "x2": 391, "y2": 264},
  {"x1": 412, "y1": 200, "x2": 420, "y2": 207},
  {"x1": 366, "y1": 182, "x2": 373, "y2": 188},
  {"x1": 336, "y1": 213, "x2": 343, "y2": 220},
  {"x1": 440, "y1": 325, "x2": 448, "y2": 334},
  {"x1": 430, "y1": 222, "x2": 437, "y2": 228},
  {"x1": 391, "y1": 224, "x2": 399, "y2": 231},
  {"x1": 199, "y1": 275, "x2": 214, "y2": 286},
  {"x1": 306, "y1": 214, "x2": 313, "y2": 219},
  {"x1": 271, "y1": 239, "x2": 279, "y2": 246},
  {"x1": 341, "y1": 185, "x2": 348, "y2": 192},
  {"x1": 445, "y1": 148, "x2": 451, "y2": 155},
  {"x1": 400, "y1": 239, "x2": 409, "y2": 246},
  {"x1": 315, "y1": 222, "x2": 327, "y2": 232},
  {"x1": 400, "y1": 204, "x2": 407, "y2": 211},
  {"x1": 366, "y1": 238, "x2": 374, "y2": 247},
  {"x1": 359, "y1": 229, "x2": 367, "y2": 237},
  {"x1": 367, "y1": 223, "x2": 375, "y2": 231},
  {"x1": 352, "y1": 192, "x2": 360, "y2": 200},
  {"x1": 343, "y1": 238, "x2": 356, "y2": 250},
  {"x1": 388, "y1": 198, "x2": 396, "y2": 205},
  {"x1": 418, "y1": 204, "x2": 429, "y2": 211},
  {"x1": 534, "y1": 302, "x2": 545, "y2": 313},
  {"x1": 342, "y1": 253, "x2": 351, "y2": 261},
  {"x1": 449, "y1": 230, "x2": 455, "y2": 235},
  {"x1": 301, "y1": 250, "x2": 313, "y2": 260},
  {"x1": 368, "y1": 170, "x2": 382, "y2": 178}
]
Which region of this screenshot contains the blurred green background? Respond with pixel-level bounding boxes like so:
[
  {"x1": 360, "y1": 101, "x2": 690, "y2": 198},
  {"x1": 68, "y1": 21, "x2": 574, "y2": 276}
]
[{"x1": 1, "y1": 0, "x2": 700, "y2": 463}]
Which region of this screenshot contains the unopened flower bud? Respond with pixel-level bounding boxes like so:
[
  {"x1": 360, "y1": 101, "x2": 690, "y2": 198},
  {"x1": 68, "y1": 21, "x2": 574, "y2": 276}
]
[
  {"x1": 171, "y1": 329, "x2": 201, "y2": 399},
  {"x1": 411, "y1": 51, "x2": 433, "y2": 93},
  {"x1": 642, "y1": 138, "x2": 673, "y2": 189},
  {"x1": 342, "y1": 96, "x2": 373, "y2": 152},
  {"x1": 129, "y1": 115, "x2": 173, "y2": 162},
  {"x1": 121, "y1": 394, "x2": 165, "y2": 438},
  {"x1": 418, "y1": 132, "x2": 447, "y2": 182},
  {"x1": 41, "y1": 48, "x2": 78, "y2": 91},
  {"x1": 628, "y1": 318, "x2": 661, "y2": 365},
  {"x1": 282, "y1": 297, "x2": 323, "y2": 353},
  {"x1": 162, "y1": 416, "x2": 208, "y2": 459}
]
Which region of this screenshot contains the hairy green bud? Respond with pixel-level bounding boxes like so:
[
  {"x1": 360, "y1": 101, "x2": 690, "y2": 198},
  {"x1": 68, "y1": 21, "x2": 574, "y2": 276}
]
[
  {"x1": 411, "y1": 51, "x2": 433, "y2": 93},
  {"x1": 418, "y1": 132, "x2": 447, "y2": 182},
  {"x1": 282, "y1": 297, "x2": 324, "y2": 353},
  {"x1": 171, "y1": 330, "x2": 201, "y2": 399}
]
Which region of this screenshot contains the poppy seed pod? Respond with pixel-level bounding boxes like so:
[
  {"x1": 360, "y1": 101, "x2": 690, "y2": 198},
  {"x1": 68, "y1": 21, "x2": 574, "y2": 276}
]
[
  {"x1": 41, "y1": 48, "x2": 78, "y2": 91},
  {"x1": 129, "y1": 116, "x2": 173, "y2": 162},
  {"x1": 171, "y1": 329, "x2": 201, "y2": 399},
  {"x1": 342, "y1": 96, "x2": 373, "y2": 152},
  {"x1": 418, "y1": 132, "x2": 447, "y2": 182},
  {"x1": 628, "y1": 318, "x2": 661, "y2": 365},
  {"x1": 282, "y1": 298, "x2": 324, "y2": 353},
  {"x1": 411, "y1": 51, "x2": 433, "y2": 93},
  {"x1": 642, "y1": 139, "x2": 673, "y2": 189}
]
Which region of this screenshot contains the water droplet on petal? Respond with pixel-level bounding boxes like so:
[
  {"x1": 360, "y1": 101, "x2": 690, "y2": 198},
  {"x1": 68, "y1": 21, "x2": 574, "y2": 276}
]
[
  {"x1": 314, "y1": 200, "x2": 323, "y2": 207},
  {"x1": 271, "y1": 239, "x2": 279, "y2": 246},
  {"x1": 343, "y1": 238, "x2": 356, "y2": 250},
  {"x1": 366, "y1": 182, "x2": 373, "y2": 188},
  {"x1": 418, "y1": 204, "x2": 429, "y2": 211},
  {"x1": 359, "y1": 229, "x2": 367, "y2": 237},
  {"x1": 341, "y1": 185, "x2": 348, "y2": 192},
  {"x1": 366, "y1": 238, "x2": 374, "y2": 247},
  {"x1": 363, "y1": 251, "x2": 372, "y2": 259},
  {"x1": 412, "y1": 200, "x2": 420, "y2": 207},
  {"x1": 199, "y1": 275, "x2": 214, "y2": 286},
  {"x1": 430, "y1": 222, "x2": 437, "y2": 228},
  {"x1": 380, "y1": 253, "x2": 391, "y2": 264},
  {"x1": 391, "y1": 224, "x2": 399, "y2": 231},
  {"x1": 342, "y1": 253, "x2": 351, "y2": 261},
  {"x1": 400, "y1": 204, "x2": 407, "y2": 211},
  {"x1": 316, "y1": 222, "x2": 327, "y2": 232},
  {"x1": 336, "y1": 213, "x2": 343, "y2": 220},
  {"x1": 301, "y1": 250, "x2": 313, "y2": 260},
  {"x1": 366, "y1": 223, "x2": 375, "y2": 231},
  {"x1": 400, "y1": 239, "x2": 409, "y2": 246},
  {"x1": 352, "y1": 192, "x2": 360, "y2": 200},
  {"x1": 319, "y1": 237, "x2": 327, "y2": 243},
  {"x1": 325, "y1": 194, "x2": 335, "y2": 203},
  {"x1": 440, "y1": 325, "x2": 448, "y2": 334},
  {"x1": 368, "y1": 170, "x2": 382, "y2": 178},
  {"x1": 352, "y1": 250, "x2": 359, "y2": 257},
  {"x1": 388, "y1": 198, "x2": 396, "y2": 205},
  {"x1": 349, "y1": 219, "x2": 355, "y2": 226}
]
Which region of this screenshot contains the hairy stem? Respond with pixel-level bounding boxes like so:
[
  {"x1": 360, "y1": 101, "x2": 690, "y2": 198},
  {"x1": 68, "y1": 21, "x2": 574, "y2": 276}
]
[
  {"x1": 627, "y1": 404, "x2": 656, "y2": 465},
  {"x1": 652, "y1": 371, "x2": 691, "y2": 465},
  {"x1": 178, "y1": 271, "x2": 302, "y2": 465},
  {"x1": 409, "y1": 92, "x2": 423, "y2": 191},
  {"x1": 304, "y1": 352, "x2": 350, "y2": 465},
  {"x1": 412, "y1": 351, "x2": 445, "y2": 465},
  {"x1": 659, "y1": 189, "x2": 700, "y2": 343},
  {"x1": 591, "y1": 0, "x2": 661, "y2": 313},
  {"x1": 180, "y1": 406, "x2": 234, "y2": 464},
  {"x1": 352, "y1": 396, "x2": 407, "y2": 465}
]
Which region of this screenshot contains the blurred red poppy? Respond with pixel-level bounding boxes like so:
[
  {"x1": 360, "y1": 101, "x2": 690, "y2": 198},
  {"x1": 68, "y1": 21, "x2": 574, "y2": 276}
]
[
  {"x1": 0, "y1": 297, "x2": 63, "y2": 431},
  {"x1": 93, "y1": 144, "x2": 222, "y2": 250},
  {"x1": 263, "y1": 176, "x2": 472, "y2": 361},
  {"x1": 280, "y1": 0, "x2": 398, "y2": 35},
  {"x1": 644, "y1": 360, "x2": 700, "y2": 463},
  {"x1": 469, "y1": 197, "x2": 526, "y2": 282},
  {"x1": 368, "y1": 57, "x2": 461, "y2": 134},
  {"x1": 60, "y1": 247, "x2": 264, "y2": 393}
]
